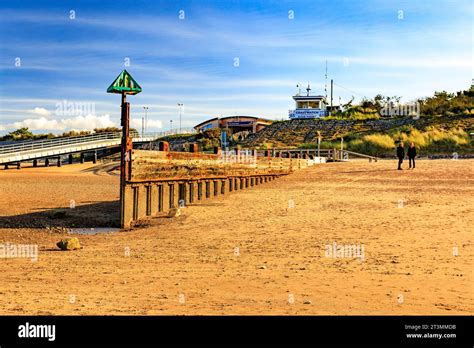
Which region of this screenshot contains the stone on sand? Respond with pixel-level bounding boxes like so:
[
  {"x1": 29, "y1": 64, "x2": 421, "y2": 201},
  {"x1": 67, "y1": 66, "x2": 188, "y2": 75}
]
[{"x1": 57, "y1": 237, "x2": 81, "y2": 251}]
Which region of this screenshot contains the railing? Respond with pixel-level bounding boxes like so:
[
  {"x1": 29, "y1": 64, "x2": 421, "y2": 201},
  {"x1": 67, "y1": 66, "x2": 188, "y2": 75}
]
[
  {"x1": 269, "y1": 147, "x2": 377, "y2": 161},
  {"x1": 343, "y1": 150, "x2": 378, "y2": 161},
  {"x1": 0, "y1": 130, "x2": 195, "y2": 156},
  {"x1": 0, "y1": 132, "x2": 122, "y2": 155}
]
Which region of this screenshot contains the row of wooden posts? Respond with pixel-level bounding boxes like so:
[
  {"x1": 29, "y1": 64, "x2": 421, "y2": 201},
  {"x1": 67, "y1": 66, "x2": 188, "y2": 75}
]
[
  {"x1": 120, "y1": 141, "x2": 322, "y2": 228},
  {"x1": 121, "y1": 173, "x2": 283, "y2": 228}
]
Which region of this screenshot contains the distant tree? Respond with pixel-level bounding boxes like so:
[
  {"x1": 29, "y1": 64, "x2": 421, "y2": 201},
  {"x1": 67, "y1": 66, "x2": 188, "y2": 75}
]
[
  {"x1": 61, "y1": 130, "x2": 92, "y2": 137},
  {"x1": 94, "y1": 127, "x2": 121, "y2": 133},
  {"x1": 2, "y1": 127, "x2": 34, "y2": 141},
  {"x1": 420, "y1": 87, "x2": 473, "y2": 116}
]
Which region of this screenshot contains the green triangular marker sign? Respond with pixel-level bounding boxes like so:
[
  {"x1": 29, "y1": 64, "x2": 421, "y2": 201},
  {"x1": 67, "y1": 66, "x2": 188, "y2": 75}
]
[{"x1": 107, "y1": 70, "x2": 142, "y2": 95}]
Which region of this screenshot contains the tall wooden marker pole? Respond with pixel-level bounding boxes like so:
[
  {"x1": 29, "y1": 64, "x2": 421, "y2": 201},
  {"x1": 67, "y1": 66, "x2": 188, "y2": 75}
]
[{"x1": 107, "y1": 70, "x2": 142, "y2": 228}]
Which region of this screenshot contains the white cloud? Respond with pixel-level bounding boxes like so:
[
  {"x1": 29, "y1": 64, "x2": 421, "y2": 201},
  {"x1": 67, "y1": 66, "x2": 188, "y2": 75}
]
[
  {"x1": 28, "y1": 107, "x2": 51, "y2": 116},
  {"x1": 12, "y1": 114, "x2": 116, "y2": 131},
  {"x1": 0, "y1": 124, "x2": 5, "y2": 131},
  {"x1": 130, "y1": 118, "x2": 163, "y2": 130}
]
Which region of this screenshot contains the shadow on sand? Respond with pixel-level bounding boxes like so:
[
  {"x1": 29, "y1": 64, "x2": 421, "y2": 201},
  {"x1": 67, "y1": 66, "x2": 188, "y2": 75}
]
[{"x1": 0, "y1": 201, "x2": 120, "y2": 229}]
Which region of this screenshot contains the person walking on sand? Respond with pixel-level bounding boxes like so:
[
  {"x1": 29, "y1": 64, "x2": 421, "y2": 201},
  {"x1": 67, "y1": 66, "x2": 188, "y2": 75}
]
[
  {"x1": 407, "y1": 142, "x2": 417, "y2": 169},
  {"x1": 396, "y1": 142, "x2": 405, "y2": 170}
]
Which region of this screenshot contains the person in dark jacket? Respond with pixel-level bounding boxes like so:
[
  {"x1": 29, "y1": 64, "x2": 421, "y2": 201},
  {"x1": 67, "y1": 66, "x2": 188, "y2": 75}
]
[
  {"x1": 407, "y1": 142, "x2": 416, "y2": 169},
  {"x1": 396, "y1": 142, "x2": 405, "y2": 170}
]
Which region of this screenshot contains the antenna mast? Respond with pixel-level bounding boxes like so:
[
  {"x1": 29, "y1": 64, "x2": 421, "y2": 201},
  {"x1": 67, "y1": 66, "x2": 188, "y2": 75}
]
[{"x1": 325, "y1": 60, "x2": 328, "y2": 100}]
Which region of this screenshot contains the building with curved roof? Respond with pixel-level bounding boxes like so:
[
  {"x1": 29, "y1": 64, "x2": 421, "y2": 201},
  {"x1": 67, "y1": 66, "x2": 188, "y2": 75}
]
[{"x1": 194, "y1": 116, "x2": 272, "y2": 133}]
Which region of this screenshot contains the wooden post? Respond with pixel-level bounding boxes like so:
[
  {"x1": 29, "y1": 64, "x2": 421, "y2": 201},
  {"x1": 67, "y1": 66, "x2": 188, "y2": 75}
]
[
  {"x1": 160, "y1": 183, "x2": 169, "y2": 213},
  {"x1": 150, "y1": 184, "x2": 159, "y2": 216},
  {"x1": 197, "y1": 181, "x2": 203, "y2": 201},
  {"x1": 190, "y1": 143, "x2": 199, "y2": 153},
  {"x1": 120, "y1": 93, "x2": 132, "y2": 228},
  {"x1": 159, "y1": 141, "x2": 170, "y2": 152}
]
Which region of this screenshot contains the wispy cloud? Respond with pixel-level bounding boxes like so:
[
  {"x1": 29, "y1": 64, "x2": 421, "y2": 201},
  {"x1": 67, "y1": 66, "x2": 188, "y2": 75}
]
[{"x1": 0, "y1": 1, "x2": 471, "y2": 134}]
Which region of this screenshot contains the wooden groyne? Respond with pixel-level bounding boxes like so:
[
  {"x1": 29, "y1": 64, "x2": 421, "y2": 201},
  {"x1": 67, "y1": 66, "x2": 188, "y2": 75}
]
[
  {"x1": 121, "y1": 173, "x2": 283, "y2": 228},
  {"x1": 120, "y1": 144, "x2": 312, "y2": 228}
]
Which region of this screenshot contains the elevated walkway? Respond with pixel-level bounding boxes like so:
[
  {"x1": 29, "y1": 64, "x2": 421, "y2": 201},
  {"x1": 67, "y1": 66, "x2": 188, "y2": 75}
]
[{"x1": 0, "y1": 132, "x2": 160, "y2": 165}]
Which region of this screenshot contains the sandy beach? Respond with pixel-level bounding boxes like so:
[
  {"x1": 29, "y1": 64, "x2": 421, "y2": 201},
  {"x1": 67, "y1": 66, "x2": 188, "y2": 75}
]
[{"x1": 0, "y1": 159, "x2": 472, "y2": 315}]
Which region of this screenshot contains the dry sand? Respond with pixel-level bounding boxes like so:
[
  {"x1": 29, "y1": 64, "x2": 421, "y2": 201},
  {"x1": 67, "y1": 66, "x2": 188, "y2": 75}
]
[{"x1": 0, "y1": 159, "x2": 472, "y2": 315}]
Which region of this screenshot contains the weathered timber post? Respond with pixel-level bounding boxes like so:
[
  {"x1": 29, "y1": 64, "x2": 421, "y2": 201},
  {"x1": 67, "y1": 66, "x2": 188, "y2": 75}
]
[
  {"x1": 80, "y1": 153, "x2": 85, "y2": 164},
  {"x1": 57, "y1": 157, "x2": 61, "y2": 167},
  {"x1": 107, "y1": 70, "x2": 142, "y2": 228},
  {"x1": 45, "y1": 158, "x2": 49, "y2": 167},
  {"x1": 150, "y1": 184, "x2": 159, "y2": 216},
  {"x1": 161, "y1": 183, "x2": 170, "y2": 213},
  {"x1": 168, "y1": 183, "x2": 176, "y2": 208},
  {"x1": 122, "y1": 184, "x2": 134, "y2": 228},
  {"x1": 189, "y1": 181, "x2": 198, "y2": 203},
  {"x1": 190, "y1": 143, "x2": 199, "y2": 153},
  {"x1": 159, "y1": 141, "x2": 170, "y2": 152},
  {"x1": 145, "y1": 185, "x2": 152, "y2": 217},
  {"x1": 68, "y1": 154, "x2": 73, "y2": 164},
  {"x1": 33, "y1": 159, "x2": 37, "y2": 167},
  {"x1": 173, "y1": 182, "x2": 180, "y2": 207},
  {"x1": 137, "y1": 185, "x2": 147, "y2": 219},
  {"x1": 179, "y1": 182, "x2": 187, "y2": 206},
  {"x1": 197, "y1": 181, "x2": 203, "y2": 201}
]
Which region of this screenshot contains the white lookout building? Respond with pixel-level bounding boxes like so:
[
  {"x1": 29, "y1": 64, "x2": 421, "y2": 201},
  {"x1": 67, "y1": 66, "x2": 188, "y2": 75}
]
[{"x1": 288, "y1": 84, "x2": 329, "y2": 119}]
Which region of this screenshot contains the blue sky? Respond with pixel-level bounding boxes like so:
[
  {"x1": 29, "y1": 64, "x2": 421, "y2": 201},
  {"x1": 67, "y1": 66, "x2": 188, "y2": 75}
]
[{"x1": 0, "y1": 0, "x2": 472, "y2": 134}]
